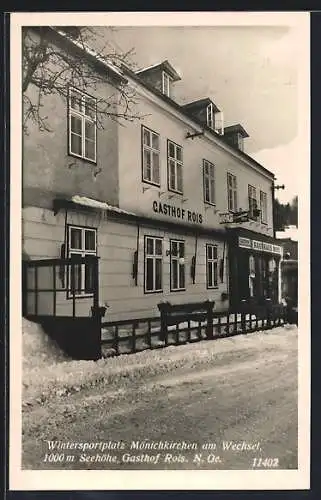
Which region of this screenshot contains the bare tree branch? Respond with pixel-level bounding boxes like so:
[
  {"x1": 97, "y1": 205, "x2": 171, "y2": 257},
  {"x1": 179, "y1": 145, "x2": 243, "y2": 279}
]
[{"x1": 22, "y1": 26, "x2": 144, "y2": 133}]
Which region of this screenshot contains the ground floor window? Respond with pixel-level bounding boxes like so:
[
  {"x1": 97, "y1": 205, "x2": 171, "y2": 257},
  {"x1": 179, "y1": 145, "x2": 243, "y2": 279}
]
[
  {"x1": 67, "y1": 225, "x2": 97, "y2": 296},
  {"x1": 170, "y1": 239, "x2": 185, "y2": 291},
  {"x1": 145, "y1": 236, "x2": 163, "y2": 293},
  {"x1": 206, "y1": 244, "x2": 218, "y2": 288}
]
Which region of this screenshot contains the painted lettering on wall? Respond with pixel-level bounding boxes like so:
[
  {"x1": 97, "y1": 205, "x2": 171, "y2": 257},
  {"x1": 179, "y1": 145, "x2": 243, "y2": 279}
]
[{"x1": 152, "y1": 201, "x2": 203, "y2": 224}]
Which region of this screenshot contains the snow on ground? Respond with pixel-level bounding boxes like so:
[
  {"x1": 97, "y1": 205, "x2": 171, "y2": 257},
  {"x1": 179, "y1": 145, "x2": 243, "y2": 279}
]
[
  {"x1": 22, "y1": 318, "x2": 70, "y2": 371},
  {"x1": 22, "y1": 317, "x2": 297, "y2": 408}
]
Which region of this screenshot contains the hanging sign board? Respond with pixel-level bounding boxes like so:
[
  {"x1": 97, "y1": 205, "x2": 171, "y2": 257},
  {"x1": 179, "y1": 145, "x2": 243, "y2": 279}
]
[
  {"x1": 219, "y1": 211, "x2": 250, "y2": 224},
  {"x1": 238, "y1": 236, "x2": 282, "y2": 255}
]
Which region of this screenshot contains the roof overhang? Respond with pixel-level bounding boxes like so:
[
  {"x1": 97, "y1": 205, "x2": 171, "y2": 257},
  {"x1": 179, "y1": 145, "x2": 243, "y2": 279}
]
[{"x1": 136, "y1": 60, "x2": 181, "y2": 82}]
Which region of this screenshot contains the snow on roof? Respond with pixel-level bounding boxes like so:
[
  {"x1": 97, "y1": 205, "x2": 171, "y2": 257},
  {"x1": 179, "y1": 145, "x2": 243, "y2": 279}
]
[
  {"x1": 53, "y1": 28, "x2": 127, "y2": 82},
  {"x1": 276, "y1": 225, "x2": 298, "y2": 242},
  {"x1": 136, "y1": 60, "x2": 181, "y2": 81},
  {"x1": 136, "y1": 62, "x2": 164, "y2": 73},
  {"x1": 71, "y1": 195, "x2": 136, "y2": 216}
]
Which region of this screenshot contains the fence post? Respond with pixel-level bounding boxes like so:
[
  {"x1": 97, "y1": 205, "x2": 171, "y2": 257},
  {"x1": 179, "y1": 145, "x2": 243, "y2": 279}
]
[
  {"x1": 90, "y1": 257, "x2": 101, "y2": 360},
  {"x1": 22, "y1": 261, "x2": 27, "y2": 317},
  {"x1": 206, "y1": 300, "x2": 214, "y2": 339},
  {"x1": 241, "y1": 312, "x2": 246, "y2": 333},
  {"x1": 158, "y1": 302, "x2": 170, "y2": 345}
]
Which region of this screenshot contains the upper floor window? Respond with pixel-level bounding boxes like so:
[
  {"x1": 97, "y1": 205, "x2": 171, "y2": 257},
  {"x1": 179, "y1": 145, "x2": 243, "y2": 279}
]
[
  {"x1": 170, "y1": 240, "x2": 185, "y2": 291},
  {"x1": 206, "y1": 103, "x2": 214, "y2": 129},
  {"x1": 168, "y1": 140, "x2": 183, "y2": 194},
  {"x1": 68, "y1": 88, "x2": 97, "y2": 162},
  {"x1": 162, "y1": 71, "x2": 172, "y2": 97},
  {"x1": 260, "y1": 190, "x2": 268, "y2": 224},
  {"x1": 145, "y1": 236, "x2": 163, "y2": 293},
  {"x1": 227, "y1": 173, "x2": 237, "y2": 212},
  {"x1": 206, "y1": 244, "x2": 218, "y2": 289},
  {"x1": 248, "y1": 185, "x2": 258, "y2": 219},
  {"x1": 67, "y1": 225, "x2": 97, "y2": 297},
  {"x1": 203, "y1": 160, "x2": 215, "y2": 205},
  {"x1": 142, "y1": 126, "x2": 160, "y2": 186}
]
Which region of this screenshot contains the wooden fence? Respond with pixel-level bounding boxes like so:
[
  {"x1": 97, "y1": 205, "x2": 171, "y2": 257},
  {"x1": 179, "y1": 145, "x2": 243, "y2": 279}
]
[{"x1": 101, "y1": 307, "x2": 286, "y2": 358}]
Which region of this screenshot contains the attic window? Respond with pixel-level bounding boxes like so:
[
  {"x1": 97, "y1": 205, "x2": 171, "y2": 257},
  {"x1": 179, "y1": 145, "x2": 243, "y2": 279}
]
[
  {"x1": 206, "y1": 103, "x2": 214, "y2": 129},
  {"x1": 162, "y1": 71, "x2": 172, "y2": 97}
]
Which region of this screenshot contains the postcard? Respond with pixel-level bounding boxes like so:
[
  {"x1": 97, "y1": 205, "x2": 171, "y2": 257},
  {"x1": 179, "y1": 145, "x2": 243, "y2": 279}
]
[{"x1": 10, "y1": 11, "x2": 310, "y2": 491}]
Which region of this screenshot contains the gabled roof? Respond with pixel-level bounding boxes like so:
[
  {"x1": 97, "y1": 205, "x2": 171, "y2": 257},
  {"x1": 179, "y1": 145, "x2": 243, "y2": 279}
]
[
  {"x1": 182, "y1": 97, "x2": 220, "y2": 114},
  {"x1": 136, "y1": 60, "x2": 181, "y2": 82},
  {"x1": 224, "y1": 124, "x2": 249, "y2": 138}
]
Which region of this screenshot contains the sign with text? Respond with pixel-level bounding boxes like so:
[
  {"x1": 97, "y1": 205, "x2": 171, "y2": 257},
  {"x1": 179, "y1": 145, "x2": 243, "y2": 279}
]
[
  {"x1": 219, "y1": 211, "x2": 250, "y2": 224},
  {"x1": 238, "y1": 236, "x2": 282, "y2": 255},
  {"x1": 152, "y1": 201, "x2": 203, "y2": 224}
]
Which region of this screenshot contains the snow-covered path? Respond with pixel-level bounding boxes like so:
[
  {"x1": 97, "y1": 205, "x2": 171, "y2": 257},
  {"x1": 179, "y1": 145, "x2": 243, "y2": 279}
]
[{"x1": 22, "y1": 326, "x2": 298, "y2": 470}]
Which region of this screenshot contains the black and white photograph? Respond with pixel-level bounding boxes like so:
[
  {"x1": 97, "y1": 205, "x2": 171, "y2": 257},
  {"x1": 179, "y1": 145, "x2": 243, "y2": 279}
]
[{"x1": 10, "y1": 11, "x2": 310, "y2": 491}]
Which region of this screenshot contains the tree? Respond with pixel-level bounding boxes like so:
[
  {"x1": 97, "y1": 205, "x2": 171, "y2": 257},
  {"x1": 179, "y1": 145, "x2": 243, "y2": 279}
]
[
  {"x1": 274, "y1": 195, "x2": 298, "y2": 231},
  {"x1": 22, "y1": 26, "x2": 142, "y2": 133}
]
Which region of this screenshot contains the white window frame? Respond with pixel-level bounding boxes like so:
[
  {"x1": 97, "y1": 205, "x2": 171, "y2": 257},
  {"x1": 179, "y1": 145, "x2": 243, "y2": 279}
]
[
  {"x1": 206, "y1": 103, "x2": 214, "y2": 129},
  {"x1": 227, "y1": 172, "x2": 238, "y2": 212},
  {"x1": 168, "y1": 140, "x2": 183, "y2": 194},
  {"x1": 206, "y1": 244, "x2": 218, "y2": 289},
  {"x1": 67, "y1": 225, "x2": 97, "y2": 298},
  {"x1": 260, "y1": 190, "x2": 268, "y2": 224},
  {"x1": 248, "y1": 185, "x2": 258, "y2": 219},
  {"x1": 170, "y1": 240, "x2": 185, "y2": 292},
  {"x1": 142, "y1": 126, "x2": 160, "y2": 186},
  {"x1": 68, "y1": 87, "x2": 97, "y2": 162},
  {"x1": 162, "y1": 71, "x2": 172, "y2": 97},
  {"x1": 203, "y1": 159, "x2": 215, "y2": 205},
  {"x1": 144, "y1": 236, "x2": 163, "y2": 293}
]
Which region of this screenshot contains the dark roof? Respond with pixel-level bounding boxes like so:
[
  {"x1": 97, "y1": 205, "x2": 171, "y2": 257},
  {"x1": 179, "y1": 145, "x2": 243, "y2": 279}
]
[
  {"x1": 182, "y1": 98, "x2": 220, "y2": 114},
  {"x1": 136, "y1": 60, "x2": 181, "y2": 82},
  {"x1": 224, "y1": 124, "x2": 249, "y2": 138}
]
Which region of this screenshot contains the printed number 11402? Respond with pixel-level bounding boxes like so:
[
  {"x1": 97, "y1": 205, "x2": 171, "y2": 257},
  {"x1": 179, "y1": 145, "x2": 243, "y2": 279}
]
[{"x1": 252, "y1": 458, "x2": 279, "y2": 468}]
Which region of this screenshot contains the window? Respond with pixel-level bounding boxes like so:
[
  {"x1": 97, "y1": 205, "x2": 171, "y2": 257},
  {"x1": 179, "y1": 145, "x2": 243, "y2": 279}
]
[
  {"x1": 142, "y1": 126, "x2": 160, "y2": 186},
  {"x1": 203, "y1": 160, "x2": 215, "y2": 205},
  {"x1": 206, "y1": 244, "x2": 218, "y2": 288},
  {"x1": 162, "y1": 71, "x2": 172, "y2": 97},
  {"x1": 168, "y1": 141, "x2": 183, "y2": 193},
  {"x1": 68, "y1": 88, "x2": 97, "y2": 162},
  {"x1": 145, "y1": 236, "x2": 163, "y2": 293},
  {"x1": 170, "y1": 240, "x2": 185, "y2": 291},
  {"x1": 67, "y1": 226, "x2": 97, "y2": 296},
  {"x1": 248, "y1": 185, "x2": 258, "y2": 219},
  {"x1": 206, "y1": 103, "x2": 214, "y2": 129},
  {"x1": 260, "y1": 190, "x2": 268, "y2": 224},
  {"x1": 227, "y1": 173, "x2": 237, "y2": 212}
]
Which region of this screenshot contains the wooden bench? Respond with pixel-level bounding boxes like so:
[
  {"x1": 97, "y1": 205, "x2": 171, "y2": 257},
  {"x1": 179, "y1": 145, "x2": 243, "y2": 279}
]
[{"x1": 157, "y1": 300, "x2": 215, "y2": 344}]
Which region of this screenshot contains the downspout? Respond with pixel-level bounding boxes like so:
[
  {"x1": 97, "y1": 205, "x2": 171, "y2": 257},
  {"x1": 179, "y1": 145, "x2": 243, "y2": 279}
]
[
  {"x1": 132, "y1": 223, "x2": 140, "y2": 286},
  {"x1": 191, "y1": 232, "x2": 198, "y2": 284}
]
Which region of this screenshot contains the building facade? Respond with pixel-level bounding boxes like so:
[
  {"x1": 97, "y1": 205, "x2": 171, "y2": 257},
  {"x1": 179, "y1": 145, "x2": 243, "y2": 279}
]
[{"x1": 23, "y1": 28, "x2": 283, "y2": 322}]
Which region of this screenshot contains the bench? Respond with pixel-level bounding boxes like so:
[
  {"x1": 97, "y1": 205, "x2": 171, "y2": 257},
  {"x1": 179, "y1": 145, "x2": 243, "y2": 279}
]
[{"x1": 157, "y1": 300, "x2": 215, "y2": 344}]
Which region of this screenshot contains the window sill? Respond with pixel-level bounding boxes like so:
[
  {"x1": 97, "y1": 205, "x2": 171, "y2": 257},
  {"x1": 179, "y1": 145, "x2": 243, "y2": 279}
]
[
  {"x1": 170, "y1": 288, "x2": 186, "y2": 293},
  {"x1": 204, "y1": 201, "x2": 216, "y2": 207},
  {"x1": 142, "y1": 179, "x2": 161, "y2": 188},
  {"x1": 144, "y1": 289, "x2": 164, "y2": 295},
  {"x1": 66, "y1": 293, "x2": 94, "y2": 300},
  {"x1": 68, "y1": 151, "x2": 97, "y2": 165},
  {"x1": 206, "y1": 286, "x2": 219, "y2": 290},
  {"x1": 168, "y1": 188, "x2": 184, "y2": 196}
]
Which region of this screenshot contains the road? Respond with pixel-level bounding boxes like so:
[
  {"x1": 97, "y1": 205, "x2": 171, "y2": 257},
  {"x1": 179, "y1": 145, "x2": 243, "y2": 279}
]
[{"x1": 22, "y1": 328, "x2": 298, "y2": 470}]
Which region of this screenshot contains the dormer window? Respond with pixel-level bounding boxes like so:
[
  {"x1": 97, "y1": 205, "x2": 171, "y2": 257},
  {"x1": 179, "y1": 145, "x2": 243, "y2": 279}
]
[
  {"x1": 162, "y1": 71, "x2": 172, "y2": 97},
  {"x1": 206, "y1": 103, "x2": 214, "y2": 129}
]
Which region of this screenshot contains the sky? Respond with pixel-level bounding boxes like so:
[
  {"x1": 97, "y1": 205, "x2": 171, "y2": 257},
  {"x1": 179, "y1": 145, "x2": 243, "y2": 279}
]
[{"x1": 97, "y1": 23, "x2": 303, "y2": 203}]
